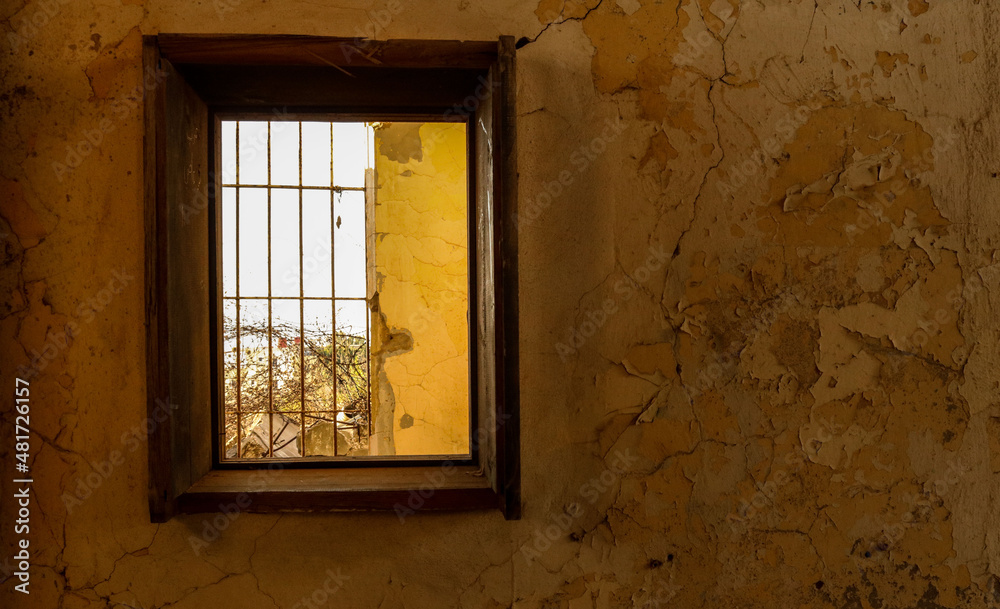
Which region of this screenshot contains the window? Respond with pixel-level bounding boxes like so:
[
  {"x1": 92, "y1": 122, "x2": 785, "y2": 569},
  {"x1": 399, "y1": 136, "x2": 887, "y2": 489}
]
[
  {"x1": 144, "y1": 35, "x2": 519, "y2": 520},
  {"x1": 219, "y1": 119, "x2": 472, "y2": 462}
]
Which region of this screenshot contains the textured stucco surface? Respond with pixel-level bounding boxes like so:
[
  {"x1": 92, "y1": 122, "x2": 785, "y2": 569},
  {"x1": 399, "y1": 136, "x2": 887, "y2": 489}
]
[
  {"x1": 372, "y1": 121, "x2": 470, "y2": 456},
  {"x1": 2, "y1": 0, "x2": 1000, "y2": 608}
]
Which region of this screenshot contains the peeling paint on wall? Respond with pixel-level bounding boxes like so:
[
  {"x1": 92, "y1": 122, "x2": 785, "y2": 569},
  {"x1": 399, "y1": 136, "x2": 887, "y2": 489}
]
[
  {"x1": 2, "y1": 0, "x2": 1000, "y2": 607},
  {"x1": 371, "y1": 122, "x2": 470, "y2": 457}
]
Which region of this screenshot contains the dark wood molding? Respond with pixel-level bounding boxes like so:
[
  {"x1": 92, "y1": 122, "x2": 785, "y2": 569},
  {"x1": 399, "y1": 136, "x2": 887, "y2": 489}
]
[
  {"x1": 177, "y1": 466, "x2": 500, "y2": 513},
  {"x1": 157, "y1": 35, "x2": 498, "y2": 69},
  {"x1": 144, "y1": 34, "x2": 519, "y2": 521},
  {"x1": 144, "y1": 36, "x2": 177, "y2": 522},
  {"x1": 176, "y1": 64, "x2": 487, "y2": 113},
  {"x1": 496, "y1": 35, "x2": 521, "y2": 520},
  {"x1": 178, "y1": 488, "x2": 500, "y2": 514},
  {"x1": 177, "y1": 466, "x2": 500, "y2": 514}
]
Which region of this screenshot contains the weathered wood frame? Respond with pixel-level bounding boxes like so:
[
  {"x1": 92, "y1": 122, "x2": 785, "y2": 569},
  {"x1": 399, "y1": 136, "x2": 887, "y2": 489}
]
[{"x1": 143, "y1": 34, "x2": 519, "y2": 522}]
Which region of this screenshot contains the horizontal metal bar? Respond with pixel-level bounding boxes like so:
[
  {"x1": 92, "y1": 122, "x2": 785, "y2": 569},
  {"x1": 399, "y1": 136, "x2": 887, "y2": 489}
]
[
  {"x1": 304, "y1": 410, "x2": 371, "y2": 415},
  {"x1": 224, "y1": 296, "x2": 367, "y2": 301},
  {"x1": 222, "y1": 184, "x2": 365, "y2": 191},
  {"x1": 226, "y1": 410, "x2": 373, "y2": 415}
]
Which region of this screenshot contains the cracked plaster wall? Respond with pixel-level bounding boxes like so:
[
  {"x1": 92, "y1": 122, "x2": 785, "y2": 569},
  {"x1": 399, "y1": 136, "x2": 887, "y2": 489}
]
[
  {"x1": 370, "y1": 121, "x2": 470, "y2": 456},
  {"x1": 2, "y1": 0, "x2": 1000, "y2": 608}
]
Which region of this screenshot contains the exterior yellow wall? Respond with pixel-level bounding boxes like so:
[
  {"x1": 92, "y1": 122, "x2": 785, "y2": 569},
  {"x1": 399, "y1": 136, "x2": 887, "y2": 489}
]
[
  {"x1": 371, "y1": 122, "x2": 470, "y2": 456},
  {"x1": 3, "y1": 1, "x2": 1000, "y2": 608}
]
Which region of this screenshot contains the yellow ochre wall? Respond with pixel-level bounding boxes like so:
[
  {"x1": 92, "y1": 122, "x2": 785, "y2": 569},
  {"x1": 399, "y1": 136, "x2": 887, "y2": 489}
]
[
  {"x1": 370, "y1": 122, "x2": 470, "y2": 456},
  {"x1": 3, "y1": 1, "x2": 1000, "y2": 608}
]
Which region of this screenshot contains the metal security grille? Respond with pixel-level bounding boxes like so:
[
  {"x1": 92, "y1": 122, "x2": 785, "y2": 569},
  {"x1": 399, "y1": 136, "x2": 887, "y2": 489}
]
[{"x1": 220, "y1": 120, "x2": 373, "y2": 460}]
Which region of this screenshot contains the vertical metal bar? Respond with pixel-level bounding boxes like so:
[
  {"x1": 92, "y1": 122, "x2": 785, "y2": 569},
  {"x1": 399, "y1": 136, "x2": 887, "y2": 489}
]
[
  {"x1": 267, "y1": 121, "x2": 274, "y2": 458},
  {"x1": 234, "y1": 121, "x2": 242, "y2": 461},
  {"x1": 331, "y1": 128, "x2": 338, "y2": 455},
  {"x1": 297, "y1": 121, "x2": 306, "y2": 457},
  {"x1": 298, "y1": 123, "x2": 306, "y2": 457}
]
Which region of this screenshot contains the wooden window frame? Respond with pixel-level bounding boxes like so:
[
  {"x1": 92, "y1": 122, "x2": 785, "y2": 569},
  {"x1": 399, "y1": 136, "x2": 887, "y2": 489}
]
[{"x1": 143, "y1": 34, "x2": 519, "y2": 521}]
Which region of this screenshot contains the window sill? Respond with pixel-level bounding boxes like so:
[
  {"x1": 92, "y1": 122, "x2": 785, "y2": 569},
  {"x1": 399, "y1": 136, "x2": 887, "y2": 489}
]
[{"x1": 174, "y1": 465, "x2": 499, "y2": 515}]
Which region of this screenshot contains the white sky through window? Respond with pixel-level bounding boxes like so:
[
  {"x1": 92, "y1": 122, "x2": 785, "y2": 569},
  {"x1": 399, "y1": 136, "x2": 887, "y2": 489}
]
[{"x1": 220, "y1": 120, "x2": 374, "y2": 343}]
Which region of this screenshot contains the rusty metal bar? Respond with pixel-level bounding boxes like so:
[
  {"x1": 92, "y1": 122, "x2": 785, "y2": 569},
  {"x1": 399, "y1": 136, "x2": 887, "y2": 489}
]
[
  {"x1": 298, "y1": 122, "x2": 307, "y2": 457},
  {"x1": 331, "y1": 124, "x2": 339, "y2": 456},
  {"x1": 227, "y1": 295, "x2": 366, "y2": 301},
  {"x1": 235, "y1": 121, "x2": 242, "y2": 460},
  {"x1": 220, "y1": 184, "x2": 364, "y2": 192},
  {"x1": 298, "y1": 121, "x2": 307, "y2": 457},
  {"x1": 267, "y1": 121, "x2": 275, "y2": 458}
]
